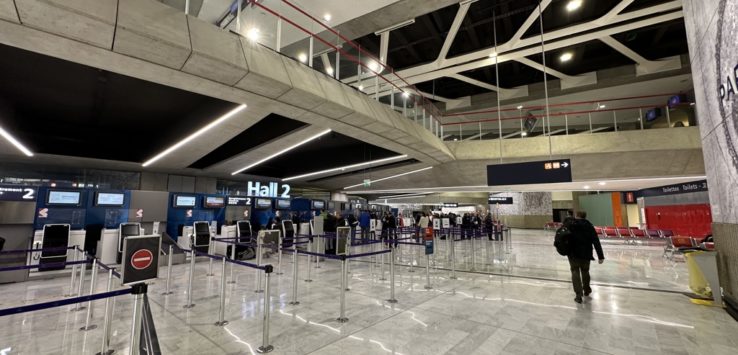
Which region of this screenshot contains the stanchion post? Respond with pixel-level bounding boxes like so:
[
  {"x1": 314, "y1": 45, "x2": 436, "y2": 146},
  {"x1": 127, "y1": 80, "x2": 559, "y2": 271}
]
[
  {"x1": 305, "y1": 239, "x2": 312, "y2": 282},
  {"x1": 228, "y1": 240, "x2": 237, "y2": 284},
  {"x1": 66, "y1": 248, "x2": 78, "y2": 297},
  {"x1": 315, "y1": 236, "x2": 321, "y2": 269},
  {"x1": 424, "y1": 254, "x2": 432, "y2": 290},
  {"x1": 80, "y1": 259, "x2": 99, "y2": 331},
  {"x1": 207, "y1": 241, "x2": 214, "y2": 276},
  {"x1": 97, "y1": 268, "x2": 115, "y2": 355},
  {"x1": 387, "y1": 248, "x2": 397, "y2": 303},
  {"x1": 255, "y1": 243, "x2": 264, "y2": 293},
  {"x1": 162, "y1": 245, "x2": 173, "y2": 295},
  {"x1": 450, "y1": 236, "x2": 458, "y2": 280},
  {"x1": 276, "y1": 240, "x2": 283, "y2": 275},
  {"x1": 74, "y1": 255, "x2": 88, "y2": 311},
  {"x1": 337, "y1": 256, "x2": 348, "y2": 322},
  {"x1": 289, "y1": 249, "x2": 299, "y2": 305},
  {"x1": 183, "y1": 250, "x2": 196, "y2": 308},
  {"x1": 379, "y1": 247, "x2": 387, "y2": 281},
  {"x1": 470, "y1": 234, "x2": 476, "y2": 272},
  {"x1": 257, "y1": 267, "x2": 274, "y2": 353},
  {"x1": 215, "y1": 257, "x2": 229, "y2": 326},
  {"x1": 128, "y1": 284, "x2": 146, "y2": 355}
]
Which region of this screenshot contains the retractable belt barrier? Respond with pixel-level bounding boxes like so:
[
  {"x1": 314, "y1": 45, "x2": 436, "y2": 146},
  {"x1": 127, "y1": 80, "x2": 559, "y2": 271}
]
[
  {"x1": 0, "y1": 246, "x2": 76, "y2": 255},
  {"x1": 0, "y1": 259, "x2": 89, "y2": 273},
  {"x1": 0, "y1": 288, "x2": 132, "y2": 317}
]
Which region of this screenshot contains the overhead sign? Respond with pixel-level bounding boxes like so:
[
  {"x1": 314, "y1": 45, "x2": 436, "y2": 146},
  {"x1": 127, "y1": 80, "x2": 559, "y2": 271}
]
[
  {"x1": 488, "y1": 196, "x2": 514, "y2": 205},
  {"x1": 442, "y1": 203, "x2": 458, "y2": 208},
  {"x1": 121, "y1": 235, "x2": 161, "y2": 286},
  {"x1": 227, "y1": 196, "x2": 252, "y2": 206},
  {"x1": 637, "y1": 180, "x2": 708, "y2": 198},
  {"x1": 487, "y1": 159, "x2": 572, "y2": 186},
  {"x1": 0, "y1": 185, "x2": 38, "y2": 202},
  {"x1": 246, "y1": 181, "x2": 290, "y2": 198}
]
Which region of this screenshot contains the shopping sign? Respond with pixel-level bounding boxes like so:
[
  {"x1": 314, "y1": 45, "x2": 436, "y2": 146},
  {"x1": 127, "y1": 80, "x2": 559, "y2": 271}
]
[{"x1": 121, "y1": 235, "x2": 161, "y2": 286}]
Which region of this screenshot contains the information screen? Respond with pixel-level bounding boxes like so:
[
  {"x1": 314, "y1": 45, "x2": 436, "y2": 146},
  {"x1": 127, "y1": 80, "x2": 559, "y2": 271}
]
[
  {"x1": 203, "y1": 196, "x2": 225, "y2": 208},
  {"x1": 255, "y1": 198, "x2": 272, "y2": 209},
  {"x1": 487, "y1": 159, "x2": 572, "y2": 186},
  {"x1": 173, "y1": 195, "x2": 196, "y2": 207},
  {"x1": 311, "y1": 200, "x2": 325, "y2": 209},
  {"x1": 276, "y1": 199, "x2": 291, "y2": 209},
  {"x1": 227, "y1": 196, "x2": 251, "y2": 206},
  {"x1": 47, "y1": 190, "x2": 81, "y2": 206},
  {"x1": 96, "y1": 192, "x2": 125, "y2": 206},
  {"x1": 488, "y1": 196, "x2": 513, "y2": 204}
]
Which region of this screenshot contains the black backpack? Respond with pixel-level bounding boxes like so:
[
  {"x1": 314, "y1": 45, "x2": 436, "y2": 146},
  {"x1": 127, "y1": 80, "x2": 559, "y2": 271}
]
[{"x1": 554, "y1": 226, "x2": 571, "y2": 256}]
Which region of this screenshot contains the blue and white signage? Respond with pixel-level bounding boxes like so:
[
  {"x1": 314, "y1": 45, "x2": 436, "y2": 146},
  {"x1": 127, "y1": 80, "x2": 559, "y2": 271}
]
[
  {"x1": 246, "y1": 181, "x2": 290, "y2": 198},
  {"x1": 0, "y1": 185, "x2": 37, "y2": 202}
]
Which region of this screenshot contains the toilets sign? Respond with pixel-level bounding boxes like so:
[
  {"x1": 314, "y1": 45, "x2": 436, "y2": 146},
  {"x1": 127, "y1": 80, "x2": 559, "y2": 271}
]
[{"x1": 246, "y1": 181, "x2": 290, "y2": 198}]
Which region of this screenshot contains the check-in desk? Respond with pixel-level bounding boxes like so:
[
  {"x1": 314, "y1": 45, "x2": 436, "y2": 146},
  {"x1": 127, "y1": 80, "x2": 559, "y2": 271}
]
[{"x1": 29, "y1": 229, "x2": 86, "y2": 276}]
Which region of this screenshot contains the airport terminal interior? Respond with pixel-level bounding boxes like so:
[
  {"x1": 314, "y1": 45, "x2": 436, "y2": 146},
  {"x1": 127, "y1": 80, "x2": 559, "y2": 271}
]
[{"x1": 1, "y1": 0, "x2": 738, "y2": 354}]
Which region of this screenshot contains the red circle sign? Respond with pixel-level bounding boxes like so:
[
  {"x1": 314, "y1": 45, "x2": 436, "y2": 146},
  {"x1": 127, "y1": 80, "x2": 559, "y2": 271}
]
[{"x1": 131, "y1": 249, "x2": 153, "y2": 270}]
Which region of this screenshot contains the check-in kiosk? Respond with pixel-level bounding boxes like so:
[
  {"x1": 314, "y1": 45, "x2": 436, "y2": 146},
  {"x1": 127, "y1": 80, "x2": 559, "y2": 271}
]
[
  {"x1": 0, "y1": 185, "x2": 38, "y2": 283},
  {"x1": 281, "y1": 220, "x2": 295, "y2": 248},
  {"x1": 117, "y1": 222, "x2": 141, "y2": 263},
  {"x1": 38, "y1": 224, "x2": 71, "y2": 271},
  {"x1": 192, "y1": 221, "x2": 212, "y2": 253},
  {"x1": 228, "y1": 220, "x2": 255, "y2": 260}
]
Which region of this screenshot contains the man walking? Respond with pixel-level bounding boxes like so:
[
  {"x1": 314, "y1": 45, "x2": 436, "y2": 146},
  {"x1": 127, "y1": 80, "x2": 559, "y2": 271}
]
[{"x1": 567, "y1": 211, "x2": 605, "y2": 304}]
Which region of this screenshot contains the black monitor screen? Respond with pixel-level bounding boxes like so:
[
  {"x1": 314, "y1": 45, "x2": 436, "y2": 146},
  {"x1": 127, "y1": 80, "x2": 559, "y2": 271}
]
[
  {"x1": 237, "y1": 221, "x2": 251, "y2": 237},
  {"x1": 195, "y1": 222, "x2": 210, "y2": 235},
  {"x1": 255, "y1": 198, "x2": 272, "y2": 209},
  {"x1": 276, "y1": 199, "x2": 291, "y2": 209},
  {"x1": 47, "y1": 190, "x2": 81, "y2": 206},
  {"x1": 42, "y1": 224, "x2": 70, "y2": 256},
  {"x1": 96, "y1": 192, "x2": 125, "y2": 206},
  {"x1": 121, "y1": 224, "x2": 140, "y2": 236},
  {"x1": 312, "y1": 200, "x2": 325, "y2": 209},
  {"x1": 174, "y1": 195, "x2": 196, "y2": 207},
  {"x1": 203, "y1": 196, "x2": 225, "y2": 208}
]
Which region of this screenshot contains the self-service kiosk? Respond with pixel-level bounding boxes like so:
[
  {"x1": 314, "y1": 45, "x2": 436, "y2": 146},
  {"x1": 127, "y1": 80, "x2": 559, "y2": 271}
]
[
  {"x1": 38, "y1": 224, "x2": 70, "y2": 271},
  {"x1": 117, "y1": 222, "x2": 141, "y2": 263},
  {"x1": 281, "y1": 220, "x2": 295, "y2": 248},
  {"x1": 192, "y1": 221, "x2": 212, "y2": 253}
]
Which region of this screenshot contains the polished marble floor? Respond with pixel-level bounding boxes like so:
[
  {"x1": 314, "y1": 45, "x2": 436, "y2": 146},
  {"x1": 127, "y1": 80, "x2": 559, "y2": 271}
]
[{"x1": 0, "y1": 229, "x2": 734, "y2": 355}]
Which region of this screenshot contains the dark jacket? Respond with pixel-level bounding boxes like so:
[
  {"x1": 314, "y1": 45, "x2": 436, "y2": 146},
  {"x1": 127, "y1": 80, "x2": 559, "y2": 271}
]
[
  {"x1": 562, "y1": 216, "x2": 576, "y2": 228},
  {"x1": 568, "y1": 219, "x2": 605, "y2": 261},
  {"x1": 324, "y1": 214, "x2": 337, "y2": 233}
]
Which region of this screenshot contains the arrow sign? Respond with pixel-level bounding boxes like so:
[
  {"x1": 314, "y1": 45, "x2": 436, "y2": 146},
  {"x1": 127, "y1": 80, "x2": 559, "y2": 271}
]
[{"x1": 561, "y1": 162, "x2": 569, "y2": 168}]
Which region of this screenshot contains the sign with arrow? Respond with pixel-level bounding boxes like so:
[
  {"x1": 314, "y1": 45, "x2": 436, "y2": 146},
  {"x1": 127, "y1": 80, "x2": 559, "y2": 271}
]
[{"x1": 487, "y1": 159, "x2": 572, "y2": 186}]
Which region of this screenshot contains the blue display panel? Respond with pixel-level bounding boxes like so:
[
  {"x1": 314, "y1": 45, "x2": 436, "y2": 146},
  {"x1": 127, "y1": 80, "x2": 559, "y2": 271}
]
[
  {"x1": 166, "y1": 193, "x2": 225, "y2": 240},
  {"x1": 34, "y1": 187, "x2": 130, "y2": 230},
  {"x1": 95, "y1": 192, "x2": 125, "y2": 206}
]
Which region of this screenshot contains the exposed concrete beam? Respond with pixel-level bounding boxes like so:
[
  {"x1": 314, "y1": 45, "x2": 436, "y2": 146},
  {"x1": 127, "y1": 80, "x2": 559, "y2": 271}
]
[
  {"x1": 436, "y1": 2, "x2": 471, "y2": 64},
  {"x1": 600, "y1": 36, "x2": 682, "y2": 76},
  {"x1": 515, "y1": 58, "x2": 597, "y2": 90},
  {"x1": 449, "y1": 74, "x2": 529, "y2": 99},
  {"x1": 507, "y1": 0, "x2": 551, "y2": 47},
  {"x1": 379, "y1": 31, "x2": 390, "y2": 65}
]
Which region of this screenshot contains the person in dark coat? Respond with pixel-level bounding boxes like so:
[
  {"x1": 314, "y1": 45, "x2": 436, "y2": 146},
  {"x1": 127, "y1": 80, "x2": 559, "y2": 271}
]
[
  {"x1": 567, "y1": 211, "x2": 605, "y2": 304},
  {"x1": 562, "y1": 210, "x2": 576, "y2": 228},
  {"x1": 484, "y1": 213, "x2": 494, "y2": 240}
]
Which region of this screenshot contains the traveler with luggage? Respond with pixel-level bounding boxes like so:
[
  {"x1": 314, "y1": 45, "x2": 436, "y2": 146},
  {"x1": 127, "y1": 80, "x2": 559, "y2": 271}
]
[{"x1": 555, "y1": 211, "x2": 605, "y2": 304}]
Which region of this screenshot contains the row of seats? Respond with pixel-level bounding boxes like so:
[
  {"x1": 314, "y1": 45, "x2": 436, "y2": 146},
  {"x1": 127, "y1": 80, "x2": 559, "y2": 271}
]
[{"x1": 594, "y1": 226, "x2": 674, "y2": 239}]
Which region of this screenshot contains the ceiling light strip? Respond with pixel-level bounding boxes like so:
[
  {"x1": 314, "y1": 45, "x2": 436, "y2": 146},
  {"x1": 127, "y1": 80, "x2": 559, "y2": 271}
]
[
  {"x1": 142, "y1": 104, "x2": 247, "y2": 167},
  {"x1": 0, "y1": 125, "x2": 33, "y2": 157},
  {"x1": 282, "y1": 155, "x2": 408, "y2": 182},
  {"x1": 378, "y1": 192, "x2": 432, "y2": 200},
  {"x1": 344, "y1": 166, "x2": 433, "y2": 190},
  {"x1": 231, "y1": 129, "x2": 332, "y2": 175}
]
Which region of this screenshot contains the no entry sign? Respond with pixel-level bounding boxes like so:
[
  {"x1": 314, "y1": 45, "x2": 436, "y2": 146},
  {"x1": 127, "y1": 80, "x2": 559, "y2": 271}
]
[
  {"x1": 131, "y1": 249, "x2": 153, "y2": 270},
  {"x1": 121, "y1": 235, "x2": 161, "y2": 286}
]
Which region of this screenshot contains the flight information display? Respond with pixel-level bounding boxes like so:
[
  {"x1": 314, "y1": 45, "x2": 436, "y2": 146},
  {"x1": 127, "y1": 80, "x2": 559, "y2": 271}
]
[
  {"x1": 487, "y1": 159, "x2": 572, "y2": 186},
  {"x1": 173, "y1": 195, "x2": 196, "y2": 207},
  {"x1": 276, "y1": 199, "x2": 291, "y2": 209},
  {"x1": 96, "y1": 192, "x2": 125, "y2": 206},
  {"x1": 203, "y1": 196, "x2": 225, "y2": 208},
  {"x1": 47, "y1": 190, "x2": 81, "y2": 205},
  {"x1": 255, "y1": 198, "x2": 272, "y2": 209}
]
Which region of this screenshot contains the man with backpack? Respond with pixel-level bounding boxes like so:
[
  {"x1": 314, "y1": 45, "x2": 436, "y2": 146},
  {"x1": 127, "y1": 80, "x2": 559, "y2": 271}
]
[{"x1": 554, "y1": 211, "x2": 605, "y2": 304}]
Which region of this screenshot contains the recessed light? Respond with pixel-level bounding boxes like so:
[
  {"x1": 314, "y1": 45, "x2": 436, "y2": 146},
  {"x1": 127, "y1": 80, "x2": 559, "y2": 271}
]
[
  {"x1": 246, "y1": 28, "x2": 260, "y2": 42},
  {"x1": 402, "y1": 91, "x2": 410, "y2": 98},
  {"x1": 516, "y1": 105, "x2": 524, "y2": 110},
  {"x1": 358, "y1": 84, "x2": 364, "y2": 91},
  {"x1": 323, "y1": 13, "x2": 332, "y2": 22},
  {"x1": 566, "y1": 0, "x2": 582, "y2": 12},
  {"x1": 326, "y1": 67, "x2": 334, "y2": 75},
  {"x1": 297, "y1": 53, "x2": 308, "y2": 63},
  {"x1": 282, "y1": 155, "x2": 408, "y2": 181},
  {"x1": 690, "y1": 102, "x2": 696, "y2": 106},
  {"x1": 559, "y1": 52, "x2": 573, "y2": 62},
  {"x1": 453, "y1": 138, "x2": 458, "y2": 141},
  {"x1": 598, "y1": 182, "x2": 606, "y2": 186},
  {"x1": 583, "y1": 185, "x2": 591, "y2": 190},
  {"x1": 599, "y1": 104, "x2": 606, "y2": 109},
  {"x1": 367, "y1": 60, "x2": 379, "y2": 72},
  {"x1": 344, "y1": 166, "x2": 433, "y2": 189},
  {"x1": 0, "y1": 124, "x2": 34, "y2": 157}
]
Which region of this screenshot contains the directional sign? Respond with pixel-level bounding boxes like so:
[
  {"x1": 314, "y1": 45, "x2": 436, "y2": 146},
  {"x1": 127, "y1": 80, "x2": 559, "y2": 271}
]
[
  {"x1": 487, "y1": 159, "x2": 572, "y2": 186},
  {"x1": 121, "y1": 235, "x2": 160, "y2": 286},
  {"x1": 0, "y1": 185, "x2": 37, "y2": 202},
  {"x1": 488, "y1": 196, "x2": 514, "y2": 204}
]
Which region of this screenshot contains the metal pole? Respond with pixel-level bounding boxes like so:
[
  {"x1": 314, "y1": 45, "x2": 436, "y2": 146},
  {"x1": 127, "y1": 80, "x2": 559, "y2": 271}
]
[
  {"x1": 255, "y1": 243, "x2": 264, "y2": 293},
  {"x1": 308, "y1": 36, "x2": 314, "y2": 67},
  {"x1": 387, "y1": 248, "x2": 397, "y2": 303},
  {"x1": 65, "y1": 248, "x2": 78, "y2": 297},
  {"x1": 236, "y1": 0, "x2": 241, "y2": 33},
  {"x1": 450, "y1": 235, "x2": 457, "y2": 280},
  {"x1": 588, "y1": 113, "x2": 593, "y2": 133},
  {"x1": 390, "y1": 88, "x2": 395, "y2": 110},
  {"x1": 459, "y1": 124, "x2": 462, "y2": 140},
  {"x1": 379, "y1": 250, "x2": 386, "y2": 281},
  {"x1": 276, "y1": 18, "x2": 282, "y2": 52},
  {"x1": 289, "y1": 249, "x2": 299, "y2": 305},
  {"x1": 424, "y1": 254, "x2": 432, "y2": 290},
  {"x1": 613, "y1": 111, "x2": 618, "y2": 132},
  {"x1": 374, "y1": 75, "x2": 379, "y2": 100},
  {"x1": 479, "y1": 122, "x2": 482, "y2": 140},
  {"x1": 565, "y1": 114, "x2": 569, "y2": 135},
  {"x1": 80, "y1": 259, "x2": 98, "y2": 331},
  {"x1": 315, "y1": 236, "x2": 321, "y2": 269},
  {"x1": 98, "y1": 269, "x2": 114, "y2": 355},
  {"x1": 639, "y1": 108, "x2": 644, "y2": 130},
  {"x1": 470, "y1": 234, "x2": 476, "y2": 272},
  {"x1": 335, "y1": 38, "x2": 341, "y2": 80},
  {"x1": 183, "y1": 250, "x2": 196, "y2": 308},
  {"x1": 184, "y1": 0, "x2": 190, "y2": 15},
  {"x1": 163, "y1": 245, "x2": 173, "y2": 294},
  {"x1": 305, "y1": 239, "x2": 312, "y2": 282},
  {"x1": 257, "y1": 271, "x2": 274, "y2": 353},
  {"x1": 215, "y1": 258, "x2": 229, "y2": 326},
  {"x1": 75, "y1": 256, "x2": 88, "y2": 310},
  {"x1": 129, "y1": 292, "x2": 144, "y2": 355},
  {"x1": 276, "y1": 242, "x2": 283, "y2": 275},
  {"x1": 337, "y1": 258, "x2": 348, "y2": 322},
  {"x1": 665, "y1": 105, "x2": 671, "y2": 127},
  {"x1": 207, "y1": 242, "x2": 214, "y2": 276}
]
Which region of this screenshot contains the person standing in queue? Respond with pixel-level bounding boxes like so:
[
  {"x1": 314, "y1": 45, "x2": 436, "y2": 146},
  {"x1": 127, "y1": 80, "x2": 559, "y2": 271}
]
[
  {"x1": 567, "y1": 211, "x2": 605, "y2": 304},
  {"x1": 417, "y1": 212, "x2": 430, "y2": 242},
  {"x1": 359, "y1": 210, "x2": 371, "y2": 242},
  {"x1": 484, "y1": 212, "x2": 494, "y2": 240}
]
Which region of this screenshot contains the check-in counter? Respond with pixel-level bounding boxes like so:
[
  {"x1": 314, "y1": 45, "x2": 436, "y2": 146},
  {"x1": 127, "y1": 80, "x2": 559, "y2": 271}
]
[{"x1": 29, "y1": 229, "x2": 86, "y2": 276}]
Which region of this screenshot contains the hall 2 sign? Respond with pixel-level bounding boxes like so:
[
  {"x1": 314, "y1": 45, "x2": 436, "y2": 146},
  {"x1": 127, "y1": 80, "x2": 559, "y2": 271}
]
[{"x1": 247, "y1": 181, "x2": 290, "y2": 198}]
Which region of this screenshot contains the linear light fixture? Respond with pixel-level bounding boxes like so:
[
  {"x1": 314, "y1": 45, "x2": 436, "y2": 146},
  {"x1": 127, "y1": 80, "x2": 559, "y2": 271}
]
[
  {"x1": 142, "y1": 104, "x2": 246, "y2": 167},
  {"x1": 377, "y1": 192, "x2": 432, "y2": 200},
  {"x1": 282, "y1": 155, "x2": 408, "y2": 182},
  {"x1": 0, "y1": 124, "x2": 33, "y2": 157},
  {"x1": 232, "y1": 128, "x2": 332, "y2": 175},
  {"x1": 344, "y1": 166, "x2": 433, "y2": 190}
]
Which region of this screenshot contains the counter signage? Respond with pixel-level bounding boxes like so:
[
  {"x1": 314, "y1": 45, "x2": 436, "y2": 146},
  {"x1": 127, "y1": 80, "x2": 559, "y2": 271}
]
[
  {"x1": 246, "y1": 181, "x2": 290, "y2": 198},
  {"x1": 0, "y1": 185, "x2": 37, "y2": 202},
  {"x1": 487, "y1": 159, "x2": 572, "y2": 186},
  {"x1": 227, "y1": 196, "x2": 252, "y2": 206},
  {"x1": 488, "y1": 196, "x2": 513, "y2": 204}
]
